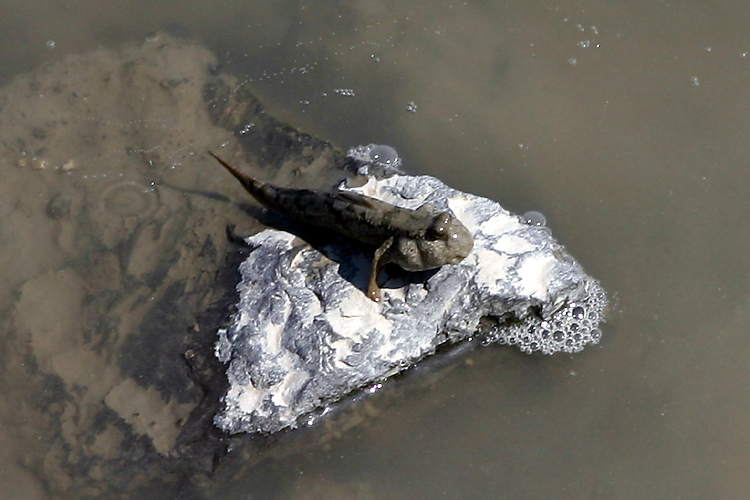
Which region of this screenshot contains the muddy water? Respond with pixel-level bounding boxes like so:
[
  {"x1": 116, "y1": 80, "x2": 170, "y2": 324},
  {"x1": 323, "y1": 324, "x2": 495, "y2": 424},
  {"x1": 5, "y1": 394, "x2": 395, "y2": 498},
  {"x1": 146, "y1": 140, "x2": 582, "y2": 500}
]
[{"x1": 1, "y1": 1, "x2": 749, "y2": 499}]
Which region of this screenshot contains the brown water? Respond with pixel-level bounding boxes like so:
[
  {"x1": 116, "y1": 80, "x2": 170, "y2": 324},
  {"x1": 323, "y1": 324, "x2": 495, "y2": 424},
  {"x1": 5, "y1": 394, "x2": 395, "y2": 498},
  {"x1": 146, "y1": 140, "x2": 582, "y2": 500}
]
[{"x1": 2, "y1": 1, "x2": 749, "y2": 499}]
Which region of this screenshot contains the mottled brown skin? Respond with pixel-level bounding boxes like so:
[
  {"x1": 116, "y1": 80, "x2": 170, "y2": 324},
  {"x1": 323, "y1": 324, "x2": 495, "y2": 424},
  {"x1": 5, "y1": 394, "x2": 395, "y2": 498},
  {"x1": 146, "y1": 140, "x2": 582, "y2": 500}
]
[{"x1": 210, "y1": 152, "x2": 473, "y2": 301}]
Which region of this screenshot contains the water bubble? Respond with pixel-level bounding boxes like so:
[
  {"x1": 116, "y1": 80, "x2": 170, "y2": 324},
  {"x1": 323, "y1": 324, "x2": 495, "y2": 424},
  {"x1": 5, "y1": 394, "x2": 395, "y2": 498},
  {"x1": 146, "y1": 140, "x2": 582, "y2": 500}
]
[
  {"x1": 346, "y1": 143, "x2": 403, "y2": 173},
  {"x1": 45, "y1": 40, "x2": 56, "y2": 49},
  {"x1": 553, "y1": 330, "x2": 565, "y2": 341},
  {"x1": 369, "y1": 144, "x2": 399, "y2": 166},
  {"x1": 571, "y1": 306, "x2": 585, "y2": 319},
  {"x1": 522, "y1": 211, "x2": 547, "y2": 227},
  {"x1": 406, "y1": 101, "x2": 417, "y2": 113}
]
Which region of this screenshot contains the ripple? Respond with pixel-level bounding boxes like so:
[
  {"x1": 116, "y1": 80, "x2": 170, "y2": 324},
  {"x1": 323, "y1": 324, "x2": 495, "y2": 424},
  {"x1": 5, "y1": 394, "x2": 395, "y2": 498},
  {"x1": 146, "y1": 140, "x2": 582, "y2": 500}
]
[{"x1": 101, "y1": 181, "x2": 156, "y2": 217}]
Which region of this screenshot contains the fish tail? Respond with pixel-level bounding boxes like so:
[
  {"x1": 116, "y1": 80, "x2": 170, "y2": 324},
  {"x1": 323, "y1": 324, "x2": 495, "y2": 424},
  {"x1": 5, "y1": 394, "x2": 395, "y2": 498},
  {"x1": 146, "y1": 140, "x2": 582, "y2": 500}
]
[{"x1": 209, "y1": 151, "x2": 266, "y2": 197}]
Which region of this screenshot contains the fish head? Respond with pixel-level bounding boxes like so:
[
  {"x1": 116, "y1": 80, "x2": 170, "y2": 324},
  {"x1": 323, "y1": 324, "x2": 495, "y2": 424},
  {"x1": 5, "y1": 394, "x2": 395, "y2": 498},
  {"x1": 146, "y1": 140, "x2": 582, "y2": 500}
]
[{"x1": 390, "y1": 212, "x2": 474, "y2": 271}]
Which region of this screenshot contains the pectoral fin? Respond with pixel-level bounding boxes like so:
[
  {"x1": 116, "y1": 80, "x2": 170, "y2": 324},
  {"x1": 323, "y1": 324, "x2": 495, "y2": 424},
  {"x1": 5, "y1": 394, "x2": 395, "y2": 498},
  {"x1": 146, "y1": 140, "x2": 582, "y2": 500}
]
[{"x1": 367, "y1": 237, "x2": 394, "y2": 302}]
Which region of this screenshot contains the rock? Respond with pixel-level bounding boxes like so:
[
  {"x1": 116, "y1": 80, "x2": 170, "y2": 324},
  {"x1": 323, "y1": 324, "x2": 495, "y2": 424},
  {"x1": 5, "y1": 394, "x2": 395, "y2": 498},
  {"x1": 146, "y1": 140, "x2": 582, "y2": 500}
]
[{"x1": 216, "y1": 145, "x2": 608, "y2": 434}]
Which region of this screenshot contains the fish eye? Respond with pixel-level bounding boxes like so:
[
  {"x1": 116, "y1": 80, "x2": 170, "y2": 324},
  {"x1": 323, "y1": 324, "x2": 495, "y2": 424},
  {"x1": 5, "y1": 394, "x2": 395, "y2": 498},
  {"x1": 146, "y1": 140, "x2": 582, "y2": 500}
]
[{"x1": 427, "y1": 212, "x2": 453, "y2": 239}]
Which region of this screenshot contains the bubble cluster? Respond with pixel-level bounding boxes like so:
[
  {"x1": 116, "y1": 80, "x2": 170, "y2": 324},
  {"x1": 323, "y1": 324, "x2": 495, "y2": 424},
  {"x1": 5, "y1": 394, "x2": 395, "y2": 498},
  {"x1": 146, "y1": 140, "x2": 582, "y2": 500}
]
[
  {"x1": 346, "y1": 143, "x2": 402, "y2": 173},
  {"x1": 484, "y1": 278, "x2": 608, "y2": 355}
]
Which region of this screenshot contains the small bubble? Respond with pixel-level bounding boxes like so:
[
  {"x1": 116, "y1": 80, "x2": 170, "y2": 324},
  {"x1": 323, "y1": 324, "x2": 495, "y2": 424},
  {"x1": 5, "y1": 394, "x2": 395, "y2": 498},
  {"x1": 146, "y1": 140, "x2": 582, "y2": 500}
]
[
  {"x1": 578, "y1": 40, "x2": 590, "y2": 49},
  {"x1": 590, "y1": 328, "x2": 602, "y2": 341},
  {"x1": 553, "y1": 330, "x2": 565, "y2": 341},
  {"x1": 406, "y1": 101, "x2": 417, "y2": 113},
  {"x1": 45, "y1": 40, "x2": 56, "y2": 49},
  {"x1": 690, "y1": 76, "x2": 700, "y2": 86},
  {"x1": 522, "y1": 211, "x2": 547, "y2": 227},
  {"x1": 572, "y1": 306, "x2": 585, "y2": 319},
  {"x1": 568, "y1": 58, "x2": 577, "y2": 66},
  {"x1": 366, "y1": 383, "x2": 383, "y2": 394}
]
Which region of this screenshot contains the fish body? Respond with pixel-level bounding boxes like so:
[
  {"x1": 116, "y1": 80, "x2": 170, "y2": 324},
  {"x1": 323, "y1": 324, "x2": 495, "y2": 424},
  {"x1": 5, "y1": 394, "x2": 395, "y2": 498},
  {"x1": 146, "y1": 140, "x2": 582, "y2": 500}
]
[{"x1": 210, "y1": 152, "x2": 473, "y2": 301}]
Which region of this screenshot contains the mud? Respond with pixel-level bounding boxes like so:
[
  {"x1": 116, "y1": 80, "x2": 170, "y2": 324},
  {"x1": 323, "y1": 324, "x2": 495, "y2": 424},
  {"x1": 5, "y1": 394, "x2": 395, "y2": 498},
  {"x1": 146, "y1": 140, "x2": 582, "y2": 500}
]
[{"x1": 0, "y1": 33, "x2": 343, "y2": 498}]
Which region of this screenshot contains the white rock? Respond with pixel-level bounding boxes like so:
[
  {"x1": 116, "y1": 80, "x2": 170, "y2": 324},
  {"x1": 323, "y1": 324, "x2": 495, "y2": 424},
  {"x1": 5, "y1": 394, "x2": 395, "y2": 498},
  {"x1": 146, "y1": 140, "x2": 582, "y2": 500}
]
[{"x1": 215, "y1": 148, "x2": 608, "y2": 434}]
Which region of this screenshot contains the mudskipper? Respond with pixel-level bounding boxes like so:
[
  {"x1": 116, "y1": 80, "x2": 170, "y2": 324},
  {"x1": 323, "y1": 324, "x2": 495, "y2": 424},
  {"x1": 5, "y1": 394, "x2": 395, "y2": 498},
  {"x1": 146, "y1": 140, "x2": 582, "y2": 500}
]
[{"x1": 210, "y1": 152, "x2": 473, "y2": 301}]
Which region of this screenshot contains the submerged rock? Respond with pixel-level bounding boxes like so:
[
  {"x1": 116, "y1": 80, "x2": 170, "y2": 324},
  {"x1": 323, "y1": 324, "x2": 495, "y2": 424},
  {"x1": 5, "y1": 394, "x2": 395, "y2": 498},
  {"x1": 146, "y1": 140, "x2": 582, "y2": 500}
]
[
  {"x1": 216, "y1": 146, "x2": 608, "y2": 434},
  {"x1": 0, "y1": 32, "x2": 342, "y2": 497}
]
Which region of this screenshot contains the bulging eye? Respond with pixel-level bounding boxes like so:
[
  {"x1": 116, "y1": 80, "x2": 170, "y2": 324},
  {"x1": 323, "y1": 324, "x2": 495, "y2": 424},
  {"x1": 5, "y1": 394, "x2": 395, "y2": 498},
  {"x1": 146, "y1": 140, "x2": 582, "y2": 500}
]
[{"x1": 427, "y1": 212, "x2": 452, "y2": 239}]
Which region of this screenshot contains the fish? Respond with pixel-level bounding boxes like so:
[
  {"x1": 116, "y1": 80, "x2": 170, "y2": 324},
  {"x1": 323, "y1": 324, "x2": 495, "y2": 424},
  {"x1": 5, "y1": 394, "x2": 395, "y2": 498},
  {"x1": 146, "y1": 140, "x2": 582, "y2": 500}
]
[{"x1": 209, "y1": 152, "x2": 474, "y2": 302}]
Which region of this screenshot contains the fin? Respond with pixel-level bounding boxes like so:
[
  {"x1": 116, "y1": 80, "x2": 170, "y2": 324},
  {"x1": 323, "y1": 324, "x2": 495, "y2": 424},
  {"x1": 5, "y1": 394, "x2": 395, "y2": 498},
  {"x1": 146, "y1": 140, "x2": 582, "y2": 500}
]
[
  {"x1": 209, "y1": 152, "x2": 262, "y2": 195},
  {"x1": 367, "y1": 237, "x2": 394, "y2": 302},
  {"x1": 333, "y1": 190, "x2": 381, "y2": 210}
]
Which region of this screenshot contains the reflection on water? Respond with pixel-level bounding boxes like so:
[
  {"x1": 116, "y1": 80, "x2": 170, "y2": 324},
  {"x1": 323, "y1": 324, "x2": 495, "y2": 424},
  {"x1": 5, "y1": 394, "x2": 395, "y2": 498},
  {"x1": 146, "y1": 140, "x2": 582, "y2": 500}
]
[{"x1": 2, "y1": 0, "x2": 750, "y2": 499}]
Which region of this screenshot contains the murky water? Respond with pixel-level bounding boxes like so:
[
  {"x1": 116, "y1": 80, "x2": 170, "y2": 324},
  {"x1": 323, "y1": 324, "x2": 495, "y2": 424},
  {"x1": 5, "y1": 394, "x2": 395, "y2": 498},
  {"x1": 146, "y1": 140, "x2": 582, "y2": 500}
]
[{"x1": 2, "y1": 1, "x2": 750, "y2": 499}]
